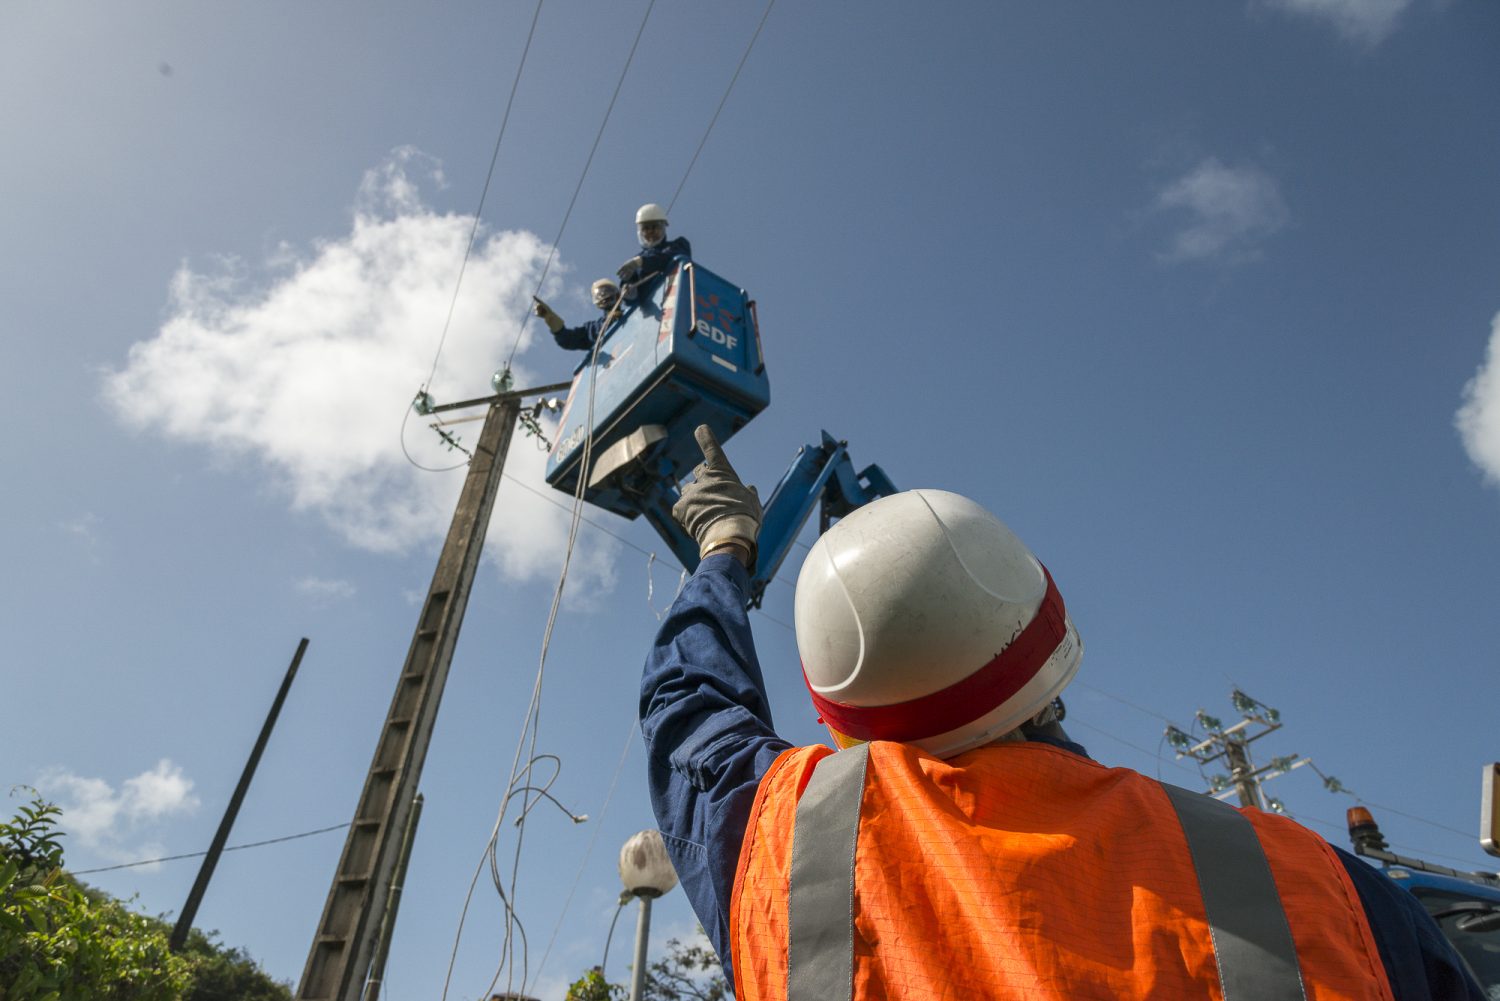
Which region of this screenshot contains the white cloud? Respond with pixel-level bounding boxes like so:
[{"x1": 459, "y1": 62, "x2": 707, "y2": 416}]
[
  {"x1": 296, "y1": 576, "x2": 357, "y2": 601},
  {"x1": 39, "y1": 759, "x2": 200, "y2": 865},
  {"x1": 1153, "y1": 157, "x2": 1289, "y2": 263},
  {"x1": 1260, "y1": 0, "x2": 1410, "y2": 45},
  {"x1": 1457, "y1": 312, "x2": 1500, "y2": 489},
  {"x1": 105, "y1": 146, "x2": 616, "y2": 591}
]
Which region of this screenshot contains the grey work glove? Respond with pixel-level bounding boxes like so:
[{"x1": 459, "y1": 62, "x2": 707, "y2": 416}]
[
  {"x1": 673, "y1": 425, "x2": 761, "y2": 563},
  {"x1": 617, "y1": 256, "x2": 643, "y2": 282},
  {"x1": 531, "y1": 296, "x2": 565, "y2": 334}
]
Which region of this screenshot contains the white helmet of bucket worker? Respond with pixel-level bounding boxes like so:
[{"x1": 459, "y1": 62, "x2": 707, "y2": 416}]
[
  {"x1": 794, "y1": 489, "x2": 1082, "y2": 759},
  {"x1": 591, "y1": 278, "x2": 621, "y2": 309},
  {"x1": 635, "y1": 203, "x2": 668, "y2": 226},
  {"x1": 636, "y1": 203, "x2": 668, "y2": 246}
]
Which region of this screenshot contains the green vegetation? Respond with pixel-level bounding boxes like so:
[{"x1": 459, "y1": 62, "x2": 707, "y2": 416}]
[
  {"x1": 565, "y1": 934, "x2": 729, "y2": 1001},
  {"x1": 1, "y1": 793, "x2": 291, "y2": 1001}
]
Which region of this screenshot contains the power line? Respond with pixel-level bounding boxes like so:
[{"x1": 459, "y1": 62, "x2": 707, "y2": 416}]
[
  {"x1": 1066, "y1": 719, "x2": 1200, "y2": 777},
  {"x1": 1289, "y1": 811, "x2": 1490, "y2": 871},
  {"x1": 1072, "y1": 680, "x2": 1176, "y2": 723},
  {"x1": 423, "y1": 0, "x2": 547, "y2": 394},
  {"x1": 666, "y1": 0, "x2": 776, "y2": 215},
  {"x1": 1346, "y1": 798, "x2": 1476, "y2": 842},
  {"x1": 70, "y1": 823, "x2": 349, "y2": 876},
  {"x1": 503, "y1": 0, "x2": 659, "y2": 372}
]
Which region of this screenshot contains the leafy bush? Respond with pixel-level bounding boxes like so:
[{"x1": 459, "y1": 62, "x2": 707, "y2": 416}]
[
  {"x1": 1, "y1": 793, "x2": 290, "y2": 1001},
  {"x1": 567, "y1": 934, "x2": 728, "y2": 1001}
]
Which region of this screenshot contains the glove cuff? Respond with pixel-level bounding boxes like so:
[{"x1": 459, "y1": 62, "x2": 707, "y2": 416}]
[
  {"x1": 699, "y1": 514, "x2": 759, "y2": 561},
  {"x1": 702, "y1": 540, "x2": 753, "y2": 567},
  {"x1": 544, "y1": 313, "x2": 564, "y2": 334}
]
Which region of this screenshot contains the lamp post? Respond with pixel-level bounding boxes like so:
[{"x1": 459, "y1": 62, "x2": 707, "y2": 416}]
[{"x1": 618, "y1": 829, "x2": 678, "y2": 1001}]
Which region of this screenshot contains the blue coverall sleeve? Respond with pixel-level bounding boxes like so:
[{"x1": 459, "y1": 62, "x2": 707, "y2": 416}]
[
  {"x1": 551, "y1": 319, "x2": 600, "y2": 352},
  {"x1": 638, "y1": 236, "x2": 692, "y2": 276},
  {"x1": 639, "y1": 552, "x2": 793, "y2": 983},
  {"x1": 1335, "y1": 849, "x2": 1487, "y2": 1000}
]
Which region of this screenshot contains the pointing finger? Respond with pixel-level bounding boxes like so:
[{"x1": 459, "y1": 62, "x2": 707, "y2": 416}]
[{"x1": 693, "y1": 424, "x2": 733, "y2": 474}]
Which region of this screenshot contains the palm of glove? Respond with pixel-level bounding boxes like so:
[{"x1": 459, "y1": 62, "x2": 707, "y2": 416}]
[
  {"x1": 617, "y1": 256, "x2": 643, "y2": 281},
  {"x1": 673, "y1": 425, "x2": 761, "y2": 561}
]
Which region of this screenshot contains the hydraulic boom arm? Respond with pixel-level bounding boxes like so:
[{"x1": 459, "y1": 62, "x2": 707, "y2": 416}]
[{"x1": 630, "y1": 430, "x2": 897, "y2": 608}]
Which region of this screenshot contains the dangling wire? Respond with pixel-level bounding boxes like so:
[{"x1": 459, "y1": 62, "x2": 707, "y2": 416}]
[
  {"x1": 495, "y1": 327, "x2": 609, "y2": 998},
  {"x1": 532, "y1": 716, "x2": 639, "y2": 987},
  {"x1": 434, "y1": 1, "x2": 783, "y2": 990},
  {"x1": 443, "y1": 321, "x2": 610, "y2": 1001},
  {"x1": 600, "y1": 896, "x2": 630, "y2": 977},
  {"x1": 399, "y1": 401, "x2": 471, "y2": 473}
]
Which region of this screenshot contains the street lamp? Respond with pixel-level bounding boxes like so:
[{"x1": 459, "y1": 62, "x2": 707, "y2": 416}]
[{"x1": 618, "y1": 829, "x2": 678, "y2": 1001}]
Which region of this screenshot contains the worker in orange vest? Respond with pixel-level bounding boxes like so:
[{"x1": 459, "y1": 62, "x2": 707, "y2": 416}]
[{"x1": 641, "y1": 425, "x2": 1482, "y2": 1000}]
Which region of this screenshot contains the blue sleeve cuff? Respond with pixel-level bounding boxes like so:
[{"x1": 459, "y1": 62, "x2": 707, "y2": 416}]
[{"x1": 696, "y1": 550, "x2": 751, "y2": 592}]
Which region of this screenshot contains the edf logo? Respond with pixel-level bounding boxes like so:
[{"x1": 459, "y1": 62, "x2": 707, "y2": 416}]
[{"x1": 696, "y1": 318, "x2": 738, "y2": 350}]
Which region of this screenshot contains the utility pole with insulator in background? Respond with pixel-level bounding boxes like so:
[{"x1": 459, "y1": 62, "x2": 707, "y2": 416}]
[
  {"x1": 295, "y1": 380, "x2": 567, "y2": 1001},
  {"x1": 1165, "y1": 689, "x2": 1334, "y2": 812}
]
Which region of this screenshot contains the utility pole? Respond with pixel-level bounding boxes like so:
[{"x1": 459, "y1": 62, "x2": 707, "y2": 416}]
[
  {"x1": 363, "y1": 792, "x2": 422, "y2": 1001},
  {"x1": 296, "y1": 382, "x2": 567, "y2": 1001},
  {"x1": 170, "y1": 637, "x2": 309, "y2": 952},
  {"x1": 1166, "y1": 689, "x2": 1324, "y2": 812}
]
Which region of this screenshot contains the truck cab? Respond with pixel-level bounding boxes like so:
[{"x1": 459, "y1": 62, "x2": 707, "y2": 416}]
[{"x1": 1347, "y1": 777, "x2": 1500, "y2": 997}]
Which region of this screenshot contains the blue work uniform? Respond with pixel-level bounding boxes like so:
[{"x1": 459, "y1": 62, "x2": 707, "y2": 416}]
[
  {"x1": 640, "y1": 554, "x2": 1485, "y2": 998},
  {"x1": 624, "y1": 235, "x2": 692, "y2": 300},
  {"x1": 552, "y1": 315, "x2": 610, "y2": 352}
]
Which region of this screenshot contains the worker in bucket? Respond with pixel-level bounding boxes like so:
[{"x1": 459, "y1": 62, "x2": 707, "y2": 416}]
[
  {"x1": 641, "y1": 424, "x2": 1481, "y2": 1000},
  {"x1": 616, "y1": 202, "x2": 690, "y2": 302},
  {"x1": 531, "y1": 278, "x2": 621, "y2": 352}
]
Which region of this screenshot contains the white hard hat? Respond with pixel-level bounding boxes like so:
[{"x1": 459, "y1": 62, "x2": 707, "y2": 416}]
[
  {"x1": 794, "y1": 489, "x2": 1082, "y2": 759},
  {"x1": 635, "y1": 203, "x2": 668, "y2": 226},
  {"x1": 591, "y1": 276, "x2": 621, "y2": 307}
]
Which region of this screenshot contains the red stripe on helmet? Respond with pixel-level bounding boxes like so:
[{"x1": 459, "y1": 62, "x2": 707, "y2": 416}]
[{"x1": 806, "y1": 565, "x2": 1067, "y2": 743}]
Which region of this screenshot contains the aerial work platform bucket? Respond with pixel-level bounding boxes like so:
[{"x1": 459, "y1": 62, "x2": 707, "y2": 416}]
[{"x1": 544, "y1": 261, "x2": 769, "y2": 517}]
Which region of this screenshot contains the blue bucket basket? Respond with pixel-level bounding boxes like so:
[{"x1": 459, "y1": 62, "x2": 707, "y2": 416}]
[{"x1": 544, "y1": 261, "x2": 770, "y2": 517}]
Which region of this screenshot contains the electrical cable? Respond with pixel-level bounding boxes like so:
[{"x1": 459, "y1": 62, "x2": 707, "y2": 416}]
[
  {"x1": 1081, "y1": 684, "x2": 1486, "y2": 848},
  {"x1": 599, "y1": 896, "x2": 630, "y2": 976},
  {"x1": 444, "y1": 312, "x2": 611, "y2": 1001},
  {"x1": 1065, "y1": 719, "x2": 1200, "y2": 777},
  {"x1": 429, "y1": 8, "x2": 791, "y2": 987},
  {"x1": 532, "y1": 718, "x2": 639, "y2": 988},
  {"x1": 68, "y1": 823, "x2": 349, "y2": 875},
  {"x1": 1287, "y1": 811, "x2": 1493, "y2": 872},
  {"x1": 666, "y1": 0, "x2": 776, "y2": 215},
  {"x1": 401, "y1": 0, "x2": 546, "y2": 475},
  {"x1": 399, "y1": 403, "x2": 471, "y2": 474},
  {"x1": 1343, "y1": 798, "x2": 1478, "y2": 841},
  {"x1": 497, "y1": 315, "x2": 611, "y2": 998},
  {"x1": 501, "y1": 0, "x2": 659, "y2": 374},
  {"x1": 1072, "y1": 680, "x2": 1177, "y2": 723},
  {"x1": 420, "y1": 0, "x2": 547, "y2": 397}
]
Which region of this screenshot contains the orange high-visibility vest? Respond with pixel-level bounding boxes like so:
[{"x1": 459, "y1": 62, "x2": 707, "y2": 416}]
[{"x1": 730, "y1": 740, "x2": 1392, "y2": 1001}]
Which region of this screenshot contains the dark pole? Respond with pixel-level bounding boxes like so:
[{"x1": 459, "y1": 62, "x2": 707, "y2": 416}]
[{"x1": 170, "y1": 637, "x2": 309, "y2": 952}]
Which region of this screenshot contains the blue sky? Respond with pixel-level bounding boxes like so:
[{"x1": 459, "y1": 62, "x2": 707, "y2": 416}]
[{"x1": 4, "y1": 1, "x2": 1500, "y2": 998}]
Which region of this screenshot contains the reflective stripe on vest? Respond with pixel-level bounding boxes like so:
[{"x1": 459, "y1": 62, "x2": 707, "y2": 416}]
[
  {"x1": 1161, "y1": 783, "x2": 1308, "y2": 1001},
  {"x1": 787, "y1": 745, "x2": 1308, "y2": 1001}
]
